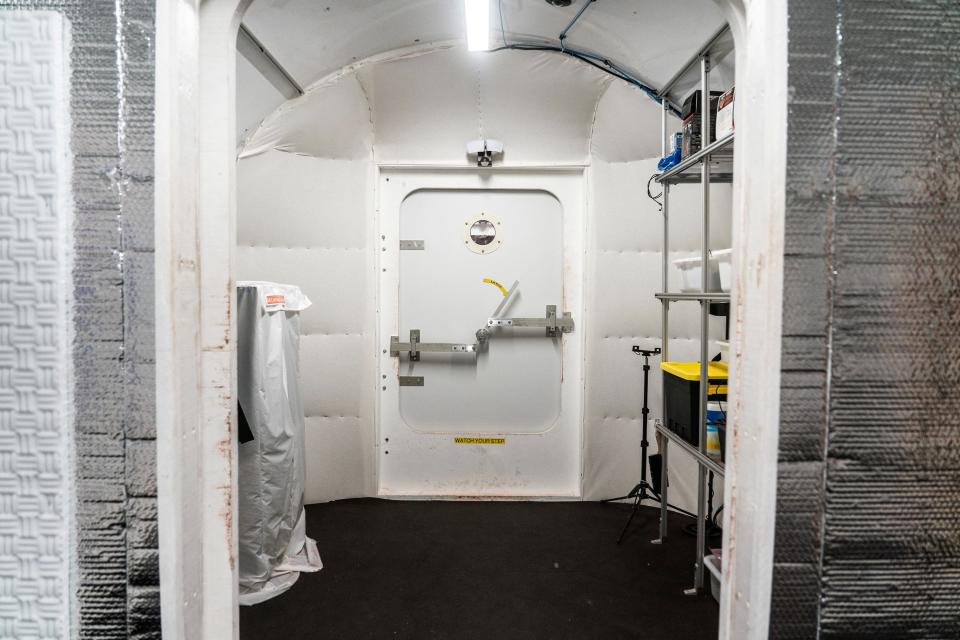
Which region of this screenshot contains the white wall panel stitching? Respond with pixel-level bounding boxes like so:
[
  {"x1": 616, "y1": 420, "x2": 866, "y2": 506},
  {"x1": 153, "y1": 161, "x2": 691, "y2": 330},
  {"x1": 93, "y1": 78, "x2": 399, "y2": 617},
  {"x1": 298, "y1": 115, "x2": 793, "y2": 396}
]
[{"x1": 0, "y1": 11, "x2": 72, "y2": 638}]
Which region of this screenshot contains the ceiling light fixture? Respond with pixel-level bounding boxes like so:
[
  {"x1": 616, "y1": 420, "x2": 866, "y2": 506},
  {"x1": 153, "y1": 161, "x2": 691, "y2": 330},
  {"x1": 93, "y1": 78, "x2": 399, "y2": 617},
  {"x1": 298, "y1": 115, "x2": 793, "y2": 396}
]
[{"x1": 464, "y1": 0, "x2": 490, "y2": 52}]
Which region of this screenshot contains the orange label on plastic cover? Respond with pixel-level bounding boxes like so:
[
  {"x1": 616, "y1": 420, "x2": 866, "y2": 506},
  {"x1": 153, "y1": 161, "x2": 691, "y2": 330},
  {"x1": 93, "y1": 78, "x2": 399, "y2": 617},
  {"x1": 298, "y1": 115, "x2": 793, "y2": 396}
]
[{"x1": 265, "y1": 294, "x2": 285, "y2": 306}]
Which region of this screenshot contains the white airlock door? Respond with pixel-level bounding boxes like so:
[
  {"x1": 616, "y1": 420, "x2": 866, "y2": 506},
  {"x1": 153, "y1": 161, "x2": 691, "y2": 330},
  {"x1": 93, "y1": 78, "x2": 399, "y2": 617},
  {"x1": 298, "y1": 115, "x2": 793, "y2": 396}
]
[{"x1": 378, "y1": 171, "x2": 584, "y2": 498}]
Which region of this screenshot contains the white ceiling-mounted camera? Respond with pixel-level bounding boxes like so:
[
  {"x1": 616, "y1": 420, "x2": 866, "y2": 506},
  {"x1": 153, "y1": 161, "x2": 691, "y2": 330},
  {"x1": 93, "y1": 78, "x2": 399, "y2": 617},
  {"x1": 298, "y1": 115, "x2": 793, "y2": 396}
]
[{"x1": 466, "y1": 139, "x2": 504, "y2": 168}]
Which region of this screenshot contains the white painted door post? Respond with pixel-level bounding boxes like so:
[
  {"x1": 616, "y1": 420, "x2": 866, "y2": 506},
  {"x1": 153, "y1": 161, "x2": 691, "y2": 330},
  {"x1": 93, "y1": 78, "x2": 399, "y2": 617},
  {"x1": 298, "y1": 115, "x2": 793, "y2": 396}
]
[{"x1": 155, "y1": 1, "x2": 250, "y2": 638}]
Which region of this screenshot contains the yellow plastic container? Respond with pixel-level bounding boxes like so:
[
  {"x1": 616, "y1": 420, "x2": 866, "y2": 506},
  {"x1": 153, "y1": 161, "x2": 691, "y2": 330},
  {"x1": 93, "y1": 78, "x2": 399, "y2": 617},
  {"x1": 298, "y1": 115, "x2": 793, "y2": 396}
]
[{"x1": 660, "y1": 361, "x2": 728, "y2": 394}]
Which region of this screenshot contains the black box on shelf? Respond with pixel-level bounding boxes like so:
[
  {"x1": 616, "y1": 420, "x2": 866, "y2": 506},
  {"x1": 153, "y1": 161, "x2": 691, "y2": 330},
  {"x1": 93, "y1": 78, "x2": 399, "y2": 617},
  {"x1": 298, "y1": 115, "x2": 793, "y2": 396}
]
[{"x1": 681, "y1": 90, "x2": 723, "y2": 158}]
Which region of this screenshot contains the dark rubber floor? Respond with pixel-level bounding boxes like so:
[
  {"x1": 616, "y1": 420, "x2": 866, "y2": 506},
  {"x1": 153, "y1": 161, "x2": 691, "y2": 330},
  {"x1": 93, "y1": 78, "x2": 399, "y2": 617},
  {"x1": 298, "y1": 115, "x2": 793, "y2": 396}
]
[{"x1": 240, "y1": 499, "x2": 718, "y2": 640}]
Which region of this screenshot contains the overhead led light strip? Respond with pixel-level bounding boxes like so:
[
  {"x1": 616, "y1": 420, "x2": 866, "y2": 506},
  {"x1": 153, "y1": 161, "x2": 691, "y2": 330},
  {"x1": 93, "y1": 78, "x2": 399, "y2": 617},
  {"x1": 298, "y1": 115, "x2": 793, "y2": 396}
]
[{"x1": 464, "y1": 0, "x2": 491, "y2": 51}]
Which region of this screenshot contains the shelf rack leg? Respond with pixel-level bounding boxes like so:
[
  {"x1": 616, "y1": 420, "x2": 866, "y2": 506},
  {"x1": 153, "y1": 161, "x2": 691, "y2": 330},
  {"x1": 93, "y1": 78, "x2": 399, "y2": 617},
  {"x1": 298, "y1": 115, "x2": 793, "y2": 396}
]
[
  {"x1": 686, "y1": 463, "x2": 708, "y2": 596},
  {"x1": 657, "y1": 92, "x2": 671, "y2": 547},
  {"x1": 690, "y1": 51, "x2": 713, "y2": 596},
  {"x1": 654, "y1": 435, "x2": 669, "y2": 543}
]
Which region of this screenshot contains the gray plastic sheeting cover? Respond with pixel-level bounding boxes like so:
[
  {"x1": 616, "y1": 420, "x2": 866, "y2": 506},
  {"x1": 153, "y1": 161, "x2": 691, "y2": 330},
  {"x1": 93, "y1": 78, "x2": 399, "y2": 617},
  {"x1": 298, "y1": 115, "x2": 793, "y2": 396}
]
[{"x1": 237, "y1": 282, "x2": 320, "y2": 603}]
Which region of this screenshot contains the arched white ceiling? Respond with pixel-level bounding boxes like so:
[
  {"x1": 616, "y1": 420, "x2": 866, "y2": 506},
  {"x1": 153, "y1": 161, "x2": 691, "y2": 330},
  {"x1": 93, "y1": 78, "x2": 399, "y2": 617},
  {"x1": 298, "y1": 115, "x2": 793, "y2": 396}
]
[
  {"x1": 240, "y1": 47, "x2": 614, "y2": 165},
  {"x1": 242, "y1": 0, "x2": 728, "y2": 93},
  {"x1": 237, "y1": 0, "x2": 735, "y2": 162}
]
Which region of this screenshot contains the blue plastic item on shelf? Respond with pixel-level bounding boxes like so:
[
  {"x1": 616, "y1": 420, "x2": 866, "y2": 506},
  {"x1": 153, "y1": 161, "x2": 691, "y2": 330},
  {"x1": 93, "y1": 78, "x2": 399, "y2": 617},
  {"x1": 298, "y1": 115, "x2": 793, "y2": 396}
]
[
  {"x1": 706, "y1": 400, "x2": 726, "y2": 460},
  {"x1": 657, "y1": 132, "x2": 683, "y2": 171}
]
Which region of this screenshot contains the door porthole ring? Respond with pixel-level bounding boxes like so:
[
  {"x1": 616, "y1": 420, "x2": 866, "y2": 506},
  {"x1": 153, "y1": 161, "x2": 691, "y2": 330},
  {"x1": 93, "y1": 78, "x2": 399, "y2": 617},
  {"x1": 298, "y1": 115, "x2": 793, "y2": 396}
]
[{"x1": 464, "y1": 213, "x2": 503, "y2": 255}]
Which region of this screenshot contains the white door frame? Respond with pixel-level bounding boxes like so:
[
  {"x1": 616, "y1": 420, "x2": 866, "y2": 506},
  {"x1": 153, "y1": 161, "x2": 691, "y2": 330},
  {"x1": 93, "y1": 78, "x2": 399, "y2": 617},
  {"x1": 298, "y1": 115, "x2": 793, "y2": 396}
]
[
  {"x1": 155, "y1": 1, "x2": 251, "y2": 638},
  {"x1": 154, "y1": 1, "x2": 785, "y2": 638}
]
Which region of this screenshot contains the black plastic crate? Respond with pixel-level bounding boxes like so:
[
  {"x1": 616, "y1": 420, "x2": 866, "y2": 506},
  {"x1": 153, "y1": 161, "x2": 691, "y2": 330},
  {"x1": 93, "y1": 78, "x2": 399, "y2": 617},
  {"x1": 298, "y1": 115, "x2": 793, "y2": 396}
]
[
  {"x1": 663, "y1": 366, "x2": 727, "y2": 448},
  {"x1": 680, "y1": 90, "x2": 723, "y2": 157}
]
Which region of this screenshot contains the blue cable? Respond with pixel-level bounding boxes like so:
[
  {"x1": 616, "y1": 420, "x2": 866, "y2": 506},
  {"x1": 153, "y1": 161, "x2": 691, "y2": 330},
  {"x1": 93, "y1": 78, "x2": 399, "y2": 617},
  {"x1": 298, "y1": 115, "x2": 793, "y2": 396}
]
[{"x1": 493, "y1": 0, "x2": 679, "y2": 116}]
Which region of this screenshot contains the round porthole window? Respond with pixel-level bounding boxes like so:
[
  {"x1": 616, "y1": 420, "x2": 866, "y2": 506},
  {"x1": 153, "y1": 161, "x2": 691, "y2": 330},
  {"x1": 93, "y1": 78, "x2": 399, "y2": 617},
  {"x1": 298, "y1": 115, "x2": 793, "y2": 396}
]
[
  {"x1": 470, "y1": 219, "x2": 496, "y2": 245},
  {"x1": 463, "y1": 213, "x2": 503, "y2": 254}
]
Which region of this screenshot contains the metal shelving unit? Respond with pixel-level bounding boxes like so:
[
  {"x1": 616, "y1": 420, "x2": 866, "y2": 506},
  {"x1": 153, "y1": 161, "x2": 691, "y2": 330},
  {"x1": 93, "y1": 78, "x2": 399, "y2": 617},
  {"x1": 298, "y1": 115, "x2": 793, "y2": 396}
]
[
  {"x1": 652, "y1": 24, "x2": 732, "y2": 597},
  {"x1": 656, "y1": 134, "x2": 734, "y2": 185}
]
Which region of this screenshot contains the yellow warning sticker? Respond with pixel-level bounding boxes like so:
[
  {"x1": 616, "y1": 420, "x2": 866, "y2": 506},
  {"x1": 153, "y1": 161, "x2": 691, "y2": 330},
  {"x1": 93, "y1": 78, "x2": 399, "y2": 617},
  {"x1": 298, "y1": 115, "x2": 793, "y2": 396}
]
[
  {"x1": 454, "y1": 437, "x2": 506, "y2": 445},
  {"x1": 482, "y1": 278, "x2": 509, "y2": 297}
]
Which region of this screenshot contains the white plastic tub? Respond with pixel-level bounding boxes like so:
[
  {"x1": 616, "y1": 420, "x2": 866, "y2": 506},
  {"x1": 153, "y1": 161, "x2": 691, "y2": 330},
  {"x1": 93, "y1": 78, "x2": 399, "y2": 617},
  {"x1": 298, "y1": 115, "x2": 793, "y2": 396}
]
[
  {"x1": 704, "y1": 553, "x2": 722, "y2": 603},
  {"x1": 673, "y1": 248, "x2": 732, "y2": 293}
]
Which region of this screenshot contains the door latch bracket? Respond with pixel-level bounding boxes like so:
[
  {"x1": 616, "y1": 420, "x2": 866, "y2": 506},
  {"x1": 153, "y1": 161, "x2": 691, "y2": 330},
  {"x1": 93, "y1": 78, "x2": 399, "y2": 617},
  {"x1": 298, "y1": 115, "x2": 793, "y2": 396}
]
[{"x1": 486, "y1": 304, "x2": 575, "y2": 337}]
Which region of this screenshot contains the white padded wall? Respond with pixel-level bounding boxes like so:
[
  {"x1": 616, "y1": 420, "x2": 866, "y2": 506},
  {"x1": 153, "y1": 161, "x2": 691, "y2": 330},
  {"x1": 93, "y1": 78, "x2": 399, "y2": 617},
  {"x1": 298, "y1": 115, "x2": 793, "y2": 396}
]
[
  {"x1": 590, "y1": 81, "x2": 665, "y2": 163},
  {"x1": 241, "y1": 72, "x2": 373, "y2": 160},
  {"x1": 585, "y1": 81, "x2": 732, "y2": 513},
  {"x1": 236, "y1": 148, "x2": 375, "y2": 504},
  {"x1": 0, "y1": 11, "x2": 72, "y2": 636}
]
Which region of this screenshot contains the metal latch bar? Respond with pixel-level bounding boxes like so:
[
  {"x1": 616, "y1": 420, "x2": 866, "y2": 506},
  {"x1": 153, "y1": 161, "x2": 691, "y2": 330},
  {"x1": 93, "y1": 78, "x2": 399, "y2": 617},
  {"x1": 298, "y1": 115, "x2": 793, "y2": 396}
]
[
  {"x1": 390, "y1": 331, "x2": 478, "y2": 359},
  {"x1": 486, "y1": 305, "x2": 575, "y2": 336}
]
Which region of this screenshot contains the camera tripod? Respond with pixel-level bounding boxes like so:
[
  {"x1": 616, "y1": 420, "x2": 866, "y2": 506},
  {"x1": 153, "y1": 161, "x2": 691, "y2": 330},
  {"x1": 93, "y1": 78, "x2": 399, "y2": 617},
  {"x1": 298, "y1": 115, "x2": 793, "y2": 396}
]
[{"x1": 604, "y1": 346, "x2": 694, "y2": 543}]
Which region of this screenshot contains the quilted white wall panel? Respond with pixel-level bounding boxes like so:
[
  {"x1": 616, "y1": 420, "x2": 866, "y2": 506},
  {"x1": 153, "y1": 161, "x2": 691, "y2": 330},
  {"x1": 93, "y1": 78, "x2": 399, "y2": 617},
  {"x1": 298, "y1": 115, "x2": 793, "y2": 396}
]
[
  {"x1": 237, "y1": 151, "x2": 368, "y2": 250},
  {"x1": 590, "y1": 160, "x2": 732, "y2": 253},
  {"x1": 590, "y1": 81, "x2": 670, "y2": 163},
  {"x1": 298, "y1": 334, "x2": 366, "y2": 419},
  {"x1": 303, "y1": 416, "x2": 371, "y2": 504},
  {"x1": 667, "y1": 183, "x2": 733, "y2": 255},
  {"x1": 236, "y1": 246, "x2": 368, "y2": 337},
  {"x1": 0, "y1": 11, "x2": 71, "y2": 637},
  {"x1": 241, "y1": 73, "x2": 373, "y2": 160},
  {"x1": 237, "y1": 149, "x2": 376, "y2": 503},
  {"x1": 591, "y1": 162, "x2": 664, "y2": 252},
  {"x1": 584, "y1": 151, "x2": 731, "y2": 510}
]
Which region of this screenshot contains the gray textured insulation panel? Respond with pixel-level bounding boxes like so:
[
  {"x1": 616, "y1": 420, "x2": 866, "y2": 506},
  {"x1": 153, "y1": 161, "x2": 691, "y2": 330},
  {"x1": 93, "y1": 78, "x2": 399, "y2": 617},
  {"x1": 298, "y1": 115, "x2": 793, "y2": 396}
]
[
  {"x1": 0, "y1": 11, "x2": 71, "y2": 639},
  {"x1": 774, "y1": 0, "x2": 960, "y2": 638},
  {"x1": 0, "y1": 0, "x2": 159, "y2": 638}
]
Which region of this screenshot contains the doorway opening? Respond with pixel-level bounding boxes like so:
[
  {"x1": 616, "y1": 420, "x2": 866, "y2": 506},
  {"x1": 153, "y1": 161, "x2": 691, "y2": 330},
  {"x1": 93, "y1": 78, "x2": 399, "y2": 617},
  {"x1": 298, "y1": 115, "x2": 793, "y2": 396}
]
[{"x1": 155, "y1": 1, "x2": 787, "y2": 637}]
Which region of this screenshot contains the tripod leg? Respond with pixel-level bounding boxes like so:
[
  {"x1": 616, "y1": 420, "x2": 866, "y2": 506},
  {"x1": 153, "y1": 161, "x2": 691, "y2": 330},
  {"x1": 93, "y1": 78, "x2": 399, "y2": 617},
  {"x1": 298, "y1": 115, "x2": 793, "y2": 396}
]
[
  {"x1": 602, "y1": 483, "x2": 643, "y2": 503},
  {"x1": 616, "y1": 496, "x2": 642, "y2": 544}
]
